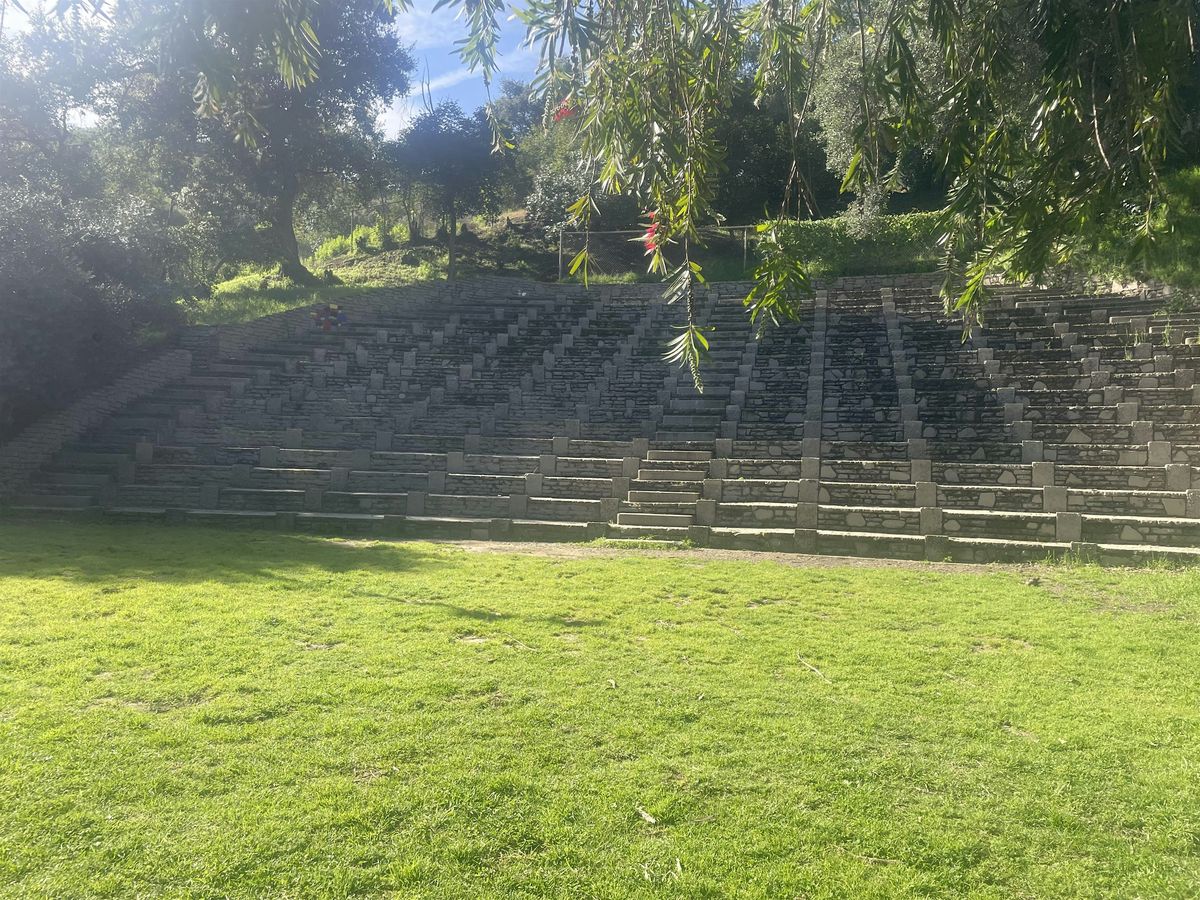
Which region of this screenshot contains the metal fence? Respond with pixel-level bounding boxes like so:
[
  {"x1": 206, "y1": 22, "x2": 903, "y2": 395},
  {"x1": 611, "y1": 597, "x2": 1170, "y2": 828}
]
[{"x1": 557, "y1": 225, "x2": 760, "y2": 281}]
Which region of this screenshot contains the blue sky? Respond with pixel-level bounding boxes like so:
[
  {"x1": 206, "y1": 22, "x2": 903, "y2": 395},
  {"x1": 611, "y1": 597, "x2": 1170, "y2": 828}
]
[
  {"x1": 388, "y1": 3, "x2": 536, "y2": 134},
  {"x1": 2, "y1": 2, "x2": 535, "y2": 137}
]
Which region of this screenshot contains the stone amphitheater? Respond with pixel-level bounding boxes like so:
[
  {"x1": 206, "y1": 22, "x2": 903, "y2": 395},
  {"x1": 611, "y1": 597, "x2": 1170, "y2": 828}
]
[{"x1": 4, "y1": 274, "x2": 1200, "y2": 564}]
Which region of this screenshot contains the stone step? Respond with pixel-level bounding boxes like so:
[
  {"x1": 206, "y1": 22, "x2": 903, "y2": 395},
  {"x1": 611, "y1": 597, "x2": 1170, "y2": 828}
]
[
  {"x1": 669, "y1": 399, "x2": 729, "y2": 412},
  {"x1": 646, "y1": 449, "x2": 713, "y2": 462},
  {"x1": 627, "y1": 490, "x2": 701, "y2": 503},
  {"x1": 660, "y1": 415, "x2": 720, "y2": 427},
  {"x1": 640, "y1": 459, "x2": 710, "y2": 475},
  {"x1": 620, "y1": 501, "x2": 697, "y2": 516},
  {"x1": 56, "y1": 450, "x2": 130, "y2": 468},
  {"x1": 10, "y1": 493, "x2": 96, "y2": 509},
  {"x1": 630, "y1": 478, "x2": 707, "y2": 493},
  {"x1": 637, "y1": 468, "x2": 706, "y2": 482},
  {"x1": 605, "y1": 523, "x2": 692, "y2": 541},
  {"x1": 82, "y1": 500, "x2": 1200, "y2": 564},
  {"x1": 41, "y1": 471, "x2": 114, "y2": 486},
  {"x1": 649, "y1": 439, "x2": 718, "y2": 452},
  {"x1": 613, "y1": 512, "x2": 695, "y2": 527},
  {"x1": 1095, "y1": 542, "x2": 1200, "y2": 564},
  {"x1": 654, "y1": 431, "x2": 718, "y2": 442}
]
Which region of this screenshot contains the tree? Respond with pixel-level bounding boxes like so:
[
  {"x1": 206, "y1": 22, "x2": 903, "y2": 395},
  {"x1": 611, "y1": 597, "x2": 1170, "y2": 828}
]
[
  {"x1": 492, "y1": 78, "x2": 545, "y2": 142},
  {"x1": 391, "y1": 102, "x2": 500, "y2": 280},
  {"x1": 89, "y1": 0, "x2": 413, "y2": 283},
  {"x1": 428, "y1": 0, "x2": 1199, "y2": 381},
  {"x1": 0, "y1": 43, "x2": 179, "y2": 438},
  {"x1": 714, "y1": 82, "x2": 839, "y2": 224}
]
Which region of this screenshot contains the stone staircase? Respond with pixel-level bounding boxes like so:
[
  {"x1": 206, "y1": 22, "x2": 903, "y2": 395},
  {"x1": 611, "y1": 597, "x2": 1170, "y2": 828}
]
[
  {"x1": 615, "y1": 449, "x2": 711, "y2": 530},
  {"x1": 4, "y1": 275, "x2": 1200, "y2": 564}
]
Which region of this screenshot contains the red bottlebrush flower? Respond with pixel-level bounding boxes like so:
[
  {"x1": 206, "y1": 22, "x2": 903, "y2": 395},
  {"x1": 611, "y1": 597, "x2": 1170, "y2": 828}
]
[
  {"x1": 642, "y1": 219, "x2": 661, "y2": 252},
  {"x1": 552, "y1": 101, "x2": 575, "y2": 123}
]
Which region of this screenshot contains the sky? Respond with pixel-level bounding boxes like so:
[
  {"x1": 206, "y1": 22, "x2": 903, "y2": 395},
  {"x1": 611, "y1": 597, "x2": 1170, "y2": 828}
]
[
  {"x1": 1, "y1": 2, "x2": 535, "y2": 137},
  {"x1": 387, "y1": 3, "x2": 537, "y2": 134}
]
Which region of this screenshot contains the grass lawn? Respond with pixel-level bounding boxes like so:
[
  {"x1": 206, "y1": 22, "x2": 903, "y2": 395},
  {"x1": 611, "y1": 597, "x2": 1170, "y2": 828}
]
[{"x1": 1, "y1": 522, "x2": 1198, "y2": 898}]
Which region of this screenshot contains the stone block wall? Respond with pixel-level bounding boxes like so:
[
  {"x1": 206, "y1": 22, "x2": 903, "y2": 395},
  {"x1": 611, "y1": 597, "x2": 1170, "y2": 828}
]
[{"x1": 0, "y1": 349, "x2": 193, "y2": 499}]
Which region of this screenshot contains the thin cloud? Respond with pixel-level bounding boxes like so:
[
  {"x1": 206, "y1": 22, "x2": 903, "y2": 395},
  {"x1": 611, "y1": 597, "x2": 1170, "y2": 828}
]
[
  {"x1": 426, "y1": 66, "x2": 475, "y2": 92},
  {"x1": 416, "y1": 43, "x2": 538, "y2": 100},
  {"x1": 393, "y1": 5, "x2": 462, "y2": 51}
]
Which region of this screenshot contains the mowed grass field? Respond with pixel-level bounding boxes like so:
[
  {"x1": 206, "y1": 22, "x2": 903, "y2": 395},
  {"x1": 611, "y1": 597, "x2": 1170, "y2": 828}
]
[{"x1": 1, "y1": 522, "x2": 1198, "y2": 898}]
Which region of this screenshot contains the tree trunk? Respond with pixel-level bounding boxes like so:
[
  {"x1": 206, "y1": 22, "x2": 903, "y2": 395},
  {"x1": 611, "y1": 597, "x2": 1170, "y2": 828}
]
[
  {"x1": 272, "y1": 175, "x2": 317, "y2": 284},
  {"x1": 447, "y1": 201, "x2": 458, "y2": 282}
]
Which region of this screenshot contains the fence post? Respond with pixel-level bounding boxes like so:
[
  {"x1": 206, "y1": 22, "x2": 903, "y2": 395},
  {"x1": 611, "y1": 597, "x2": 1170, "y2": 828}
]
[{"x1": 558, "y1": 226, "x2": 565, "y2": 281}]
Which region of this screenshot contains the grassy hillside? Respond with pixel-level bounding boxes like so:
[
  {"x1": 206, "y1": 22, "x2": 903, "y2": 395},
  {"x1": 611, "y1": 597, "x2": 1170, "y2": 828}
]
[
  {"x1": 196, "y1": 213, "x2": 944, "y2": 326},
  {"x1": 776, "y1": 211, "x2": 944, "y2": 278},
  {"x1": 194, "y1": 176, "x2": 1200, "y2": 329},
  {"x1": 1082, "y1": 167, "x2": 1200, "y2": 293}
]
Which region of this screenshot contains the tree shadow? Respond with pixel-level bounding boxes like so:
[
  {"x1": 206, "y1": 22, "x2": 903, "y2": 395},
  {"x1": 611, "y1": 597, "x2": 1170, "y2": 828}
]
[
  {"x1": 403, "y1": 598, "x2": 608, "y2": 629},
  {"x1": 0, "y1": 521, "x2": 613, "y2": 630},
  {"x1": 0, "y1": 520, "x2": 453, "y2": 586}
]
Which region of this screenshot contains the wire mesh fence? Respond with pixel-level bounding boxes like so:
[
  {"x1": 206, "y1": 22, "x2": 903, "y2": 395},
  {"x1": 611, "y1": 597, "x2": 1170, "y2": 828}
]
[{"x1": 557, "y1": 225, "x2": 760, "y2": 282}]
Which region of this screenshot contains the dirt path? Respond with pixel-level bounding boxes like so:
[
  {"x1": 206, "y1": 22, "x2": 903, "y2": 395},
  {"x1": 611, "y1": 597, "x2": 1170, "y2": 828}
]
[{"x1": 434, "y1": 539, "x2": 1043, "y2": 576}]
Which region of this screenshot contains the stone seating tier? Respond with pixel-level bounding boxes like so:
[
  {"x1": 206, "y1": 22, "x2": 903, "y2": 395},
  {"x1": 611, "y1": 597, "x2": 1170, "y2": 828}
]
[{"x1": 5, "y1": 276, "x2": 1199, "y2": 564}]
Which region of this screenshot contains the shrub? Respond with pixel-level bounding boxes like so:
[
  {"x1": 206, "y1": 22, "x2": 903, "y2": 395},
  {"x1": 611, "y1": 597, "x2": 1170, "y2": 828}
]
[
  {"x1": 1079, "y1": 167, "x2": 1200, "y2": 291},
  {"x1": 0, "y1": 187, "x2": 179, "y2": 441},
  {"x1": 311, "y1": 221, "x2": 403, "y2": 263},
  {"x1": 311, "y1": 233, "x2": 355, "y2": 262},
  {"x1": 776, "y1": 210, "x2": 943, "y2": 277},
  {"x1": 350, "y1": 224, "x2": 377, "y2": 254}
]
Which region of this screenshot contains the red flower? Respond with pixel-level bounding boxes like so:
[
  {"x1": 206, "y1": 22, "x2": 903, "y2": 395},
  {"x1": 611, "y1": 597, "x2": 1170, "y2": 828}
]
[
  {"x1": 642, "y1": 218, "x2": 661, "y2": 252},
  {"x1": 552, "y1": 101, "x2": 575, "y2": 123}
]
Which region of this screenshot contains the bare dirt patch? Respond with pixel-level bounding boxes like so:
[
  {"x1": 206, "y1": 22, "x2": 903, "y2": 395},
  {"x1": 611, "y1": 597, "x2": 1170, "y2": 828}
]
[{"x1": 439, "y1": 540, "x2": 1029, "y2": 575}]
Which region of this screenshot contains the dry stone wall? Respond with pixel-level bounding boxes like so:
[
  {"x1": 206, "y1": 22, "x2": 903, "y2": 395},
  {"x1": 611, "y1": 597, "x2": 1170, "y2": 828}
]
[
  {"x1": 5, "y1": 272, "x2": 1200, "y2": 565},
  {"x1": 0, "y1": 349, "x2": 193, "y2": 498}
]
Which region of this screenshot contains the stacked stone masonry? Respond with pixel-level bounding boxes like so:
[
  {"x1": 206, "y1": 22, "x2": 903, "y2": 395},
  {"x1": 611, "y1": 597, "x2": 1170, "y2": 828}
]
[{"x1": 4, "y1": 274, "x2": 1200, "y2": 565}]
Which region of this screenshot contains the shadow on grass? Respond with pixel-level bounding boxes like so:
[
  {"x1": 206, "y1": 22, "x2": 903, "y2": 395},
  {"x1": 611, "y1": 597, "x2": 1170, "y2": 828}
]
[
  {"x1": 407, "y1": 598, "x2": 608, "y2": 629},
  {"x1": 0, "y1": 521, "x2": 455, "y2": 586}
]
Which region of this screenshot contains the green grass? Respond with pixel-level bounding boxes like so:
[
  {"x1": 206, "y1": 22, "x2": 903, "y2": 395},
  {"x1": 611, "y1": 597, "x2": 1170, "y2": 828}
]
[
  {"x1": 185, "y1": 270, "x2": 376, "y2": 326},
  {"x1": 778, "y1": 210, "x2": 945, "y2": 279},
  {"x1": 2, "y1": 521, "x2": 1198, "y2": 898},
  {"x1": 1073, "y1": 166, "x2": 1200, "y2": 299},
  {"x1": 194, "y1": 226, "x2": 561, "y2": 326}
]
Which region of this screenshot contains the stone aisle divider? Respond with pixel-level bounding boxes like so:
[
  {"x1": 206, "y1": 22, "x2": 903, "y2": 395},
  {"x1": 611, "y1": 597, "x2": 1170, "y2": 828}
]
[
  {"x1": 880, "y1": 287, "x2": 943, "y2": 554},
  {"x1": 794, "y1": 288, "x2": 828, "y2": 552}
]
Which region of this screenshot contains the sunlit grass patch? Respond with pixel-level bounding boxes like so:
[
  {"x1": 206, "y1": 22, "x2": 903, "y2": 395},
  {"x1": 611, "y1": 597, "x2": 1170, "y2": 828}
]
[{"x1": 1, "y1": 521, "x2": 1197, "y2": 898}]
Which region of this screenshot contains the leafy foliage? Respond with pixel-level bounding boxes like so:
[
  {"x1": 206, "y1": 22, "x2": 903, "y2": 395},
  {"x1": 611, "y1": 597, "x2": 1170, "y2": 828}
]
[
  {"x1": 777, "y1": 211, "x2": 944, "y2": 278},
  {"x1": 87, "y1": 0, "x2": 413, "y2": 282},
  {"x1": 432, "y1": 0, "x2": 1199, "y2": 370},
  {"x1": 1076, "y1": 166, "x2": 1200, "y2": 294},
  {"x1": 0, "y1": 44, "x2": 180, "y2": 439},
  {"x1": 388, "y1": 103, "x2": 502, "y2": 279},
  {"x1": 0, "y1": 186, "x2": 179, "y2": 440}
]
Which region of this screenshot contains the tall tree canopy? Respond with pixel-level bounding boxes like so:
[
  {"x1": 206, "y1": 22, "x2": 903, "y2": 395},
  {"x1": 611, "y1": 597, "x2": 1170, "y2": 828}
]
[
  {"x1": 26, "y1": 0, "x2": 1200, "y2": 380},
  {"x1": 61, "y1": 0, "x2": 412, "y2": 282},
  {"x1": 389, "y1": 102, "x2": 501, "y2": 280},
  {"x1": 441, "y1": 0, "x2": 1199, "y2": 379}
]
